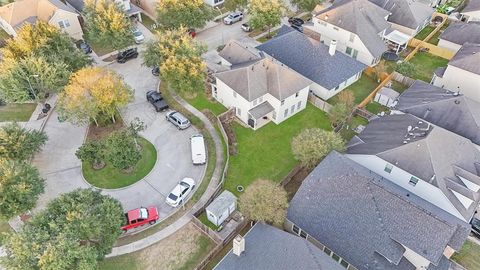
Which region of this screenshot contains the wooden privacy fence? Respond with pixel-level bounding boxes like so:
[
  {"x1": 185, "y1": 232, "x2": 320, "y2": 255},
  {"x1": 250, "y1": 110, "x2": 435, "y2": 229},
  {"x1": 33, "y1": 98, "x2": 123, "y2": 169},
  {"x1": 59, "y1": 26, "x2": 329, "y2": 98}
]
[
  {"x1": 358, "y1": 73, "x2": 394, "y2": 108},
  {"x1": 391, "y1": 72, "x2": 416, "y2": 87},
  {"x1": 280, "y1": 164, "x2": 303, "y2": 187},
  {"x1": 408, "y1": 38, "x2": 455, "y2": 59},
  {"x1": 308, "y1": 94, "x2": 333, "y2": 113},
  {"x1": 191, "y1": 216, "x2": 223, "y2": 244}
]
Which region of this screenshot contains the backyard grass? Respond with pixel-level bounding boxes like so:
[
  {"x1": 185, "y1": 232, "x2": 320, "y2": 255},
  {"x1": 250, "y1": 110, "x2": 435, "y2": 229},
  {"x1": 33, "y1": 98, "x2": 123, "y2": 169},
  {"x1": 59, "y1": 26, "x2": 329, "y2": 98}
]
[
  {"x1": 224, "y1": 104, "x2": 331, "y2": 196},
  {"x1": 197, "y1": 211, "x2": 220, "y2": 231},
  {"x1": 408, "y1": 52, "x2": 449, "y2": 82},
  {"x1": 82, "y1": 137, "x2": 157, "y2": 189},
  {"x1": 414, "y1": 25, "x2": 436, "y2": 41},
  {"x1": 181, "y1": 92, "x2": 227, "y2": 116},
  {"x1": 141, "y1": 13, "x2": 157, "y2": 32},
  {"x1": 330, "y1": 74, "x2": 379, "y2": 105},
  {"x1": 451, "y1": 240, "x2": 480, "y2": 270},
  {"x1": 339, "y1": 116, "x2": 368, "y2": 141},
  {"x1": 365, "y1": 102, "x2": 389, "y2": 115},
  {"x1": 0, "y1": 103, "x2": 36, "y2": 122},
  {"x1": 427, "y1": 23, "x2": 449, "y2": 45},
  {"x1": 390, "y1": 81, "x2": 409, "y2": 93}
]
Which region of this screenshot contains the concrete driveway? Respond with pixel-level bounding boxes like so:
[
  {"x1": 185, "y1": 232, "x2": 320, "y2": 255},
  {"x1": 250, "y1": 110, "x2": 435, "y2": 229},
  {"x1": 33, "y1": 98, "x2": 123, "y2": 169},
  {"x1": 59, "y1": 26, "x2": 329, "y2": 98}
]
[{"x1": 196, "y1": 16, "x2": 255, "y2": 50}]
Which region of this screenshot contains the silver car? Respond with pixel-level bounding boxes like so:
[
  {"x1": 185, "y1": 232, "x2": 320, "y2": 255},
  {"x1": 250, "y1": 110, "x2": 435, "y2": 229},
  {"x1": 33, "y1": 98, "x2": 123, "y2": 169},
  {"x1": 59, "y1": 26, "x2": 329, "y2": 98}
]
[
  {"x1": 224, "y1": 11, "x2": 243, "y2": 25},
  {"x1": 166, "y1": 110, "x2": 191, "y2": 130},
  {"x1": 132, "y1": 28, "x2": 145, "y2": 44}
]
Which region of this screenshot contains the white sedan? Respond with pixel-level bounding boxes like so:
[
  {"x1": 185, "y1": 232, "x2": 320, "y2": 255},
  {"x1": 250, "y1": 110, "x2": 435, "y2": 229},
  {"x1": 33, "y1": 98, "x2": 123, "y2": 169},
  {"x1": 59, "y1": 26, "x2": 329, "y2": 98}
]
[{"x1": 165, "y1": 178, "x2": 195, "y2": 207}]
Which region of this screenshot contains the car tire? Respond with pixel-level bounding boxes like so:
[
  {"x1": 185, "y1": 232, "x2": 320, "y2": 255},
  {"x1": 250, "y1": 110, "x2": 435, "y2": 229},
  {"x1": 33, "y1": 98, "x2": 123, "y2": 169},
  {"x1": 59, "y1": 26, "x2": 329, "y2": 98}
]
[{"x1": 149, "y1": 220, "x2": 156, "y2": 225}]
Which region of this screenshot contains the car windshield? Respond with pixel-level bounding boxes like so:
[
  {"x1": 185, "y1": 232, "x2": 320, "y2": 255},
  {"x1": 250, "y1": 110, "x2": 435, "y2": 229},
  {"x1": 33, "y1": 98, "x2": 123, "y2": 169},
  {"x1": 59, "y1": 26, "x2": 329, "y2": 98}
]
[
  {"x1": 180, "y1": 182, "x2": 190, "y2": 189},
  {"x1": 168, "y1": 193, "x2": 178, "y2": 201},
  {"x1": 227, "y1": 14, "x2": 234, "y2": 19},
  {"x1": 472, "y1": 218, "x2": 480, "y2": 227},
  {"x1": 181, "y1": 121, "x2": 189, "y2": 125},
  {"x1": 134, "y1": 31, "x2": 142, "y2": 37}
]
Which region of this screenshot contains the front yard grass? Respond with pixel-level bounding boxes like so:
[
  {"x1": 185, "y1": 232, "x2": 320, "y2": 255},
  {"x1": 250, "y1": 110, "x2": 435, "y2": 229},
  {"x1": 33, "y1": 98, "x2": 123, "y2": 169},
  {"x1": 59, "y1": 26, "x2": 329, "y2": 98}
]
[
  {"x1": 408, "y1": 52, "x2": 449, "y2": 82},
  {"x1": 181, "y1": 92, "x2": 227, "y2": 116},
  {"x1": 89, "y1": 40, "x2": 116, "y2": 57},
  {"x1": 0, "y1": 103, "x2": 36, "y2": 122},
  {"x1": 451, "y1": 240, "x2": 480, "y2": 270},
  {"x1": 414, "y1": 25, "x2": 436, "y2": 41},
  {"x1": 330, "y1": 75, "x2": 379, "y2": 105},
  {"x1": 82, "y1": 137, "x2": 157, "y2": 189},
  {"x1": 224, "y1": 104, "x2": 331, "y2": 196},
  {"x1": 256, "y1": 29, "x2": 280, "y2": 43}
]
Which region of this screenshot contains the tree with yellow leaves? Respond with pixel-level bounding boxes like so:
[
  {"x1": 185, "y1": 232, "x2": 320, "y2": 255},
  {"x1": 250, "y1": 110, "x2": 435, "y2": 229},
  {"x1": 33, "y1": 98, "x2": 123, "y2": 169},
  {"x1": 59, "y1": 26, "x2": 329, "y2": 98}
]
[
  {"x1": 157, "y1": 0, "x2": 214, "y2": 29},
  {"x1": 249, "y1": 0, "x2": 285, "y2": 35},
  {"x1": 57, "y1": 67, "x2": 133, "y2": 126},
  {"x1": 143, "y1": 27, "x2": 207, "y2": 95}
]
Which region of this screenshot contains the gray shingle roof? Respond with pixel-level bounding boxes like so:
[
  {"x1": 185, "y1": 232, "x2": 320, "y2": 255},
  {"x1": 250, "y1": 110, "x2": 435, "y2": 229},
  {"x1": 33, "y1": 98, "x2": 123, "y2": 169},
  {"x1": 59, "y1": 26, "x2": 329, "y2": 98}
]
[
  {"x1": 463, "y1": 0, "x2": 480, "y2": 12},
  {"x1": 248, "y1": 101, "x2": 274, "y2": 119},
  {"x1": 206, "y1": 190, "x2": 236, "y2": 218},
  {"x1": 378, "y1": 87, "x2": 400, "y2": 99},
  {"x1": 439, "y1": 22, "x2": 480, "y2": 46},
  {"x1": 256, "y1": 26, "x2": 366, "y2": 89},
  {"x1": 287, "y1": 151, "x2": 470, "y2": 270},
  {"x1": 370, "y1": 0, "x2": 434, "y2": 29},
  {"x1": 315, "y1": 0, "x2": 390, "y2": 57},
  {"x1": 215, "y1": 57, "x2": 312, "y2": 102},
  {"x1": 66, "y1": 0, "x2": 141, "y2": 15},
  {"x1": 395, "y1": 80, "x2": 480, "y2": 145},
  {"x1": 448, "y1": 42, "x2": 480, "y2": 75},
  {"x1": 347, "y1": 113, "x2": 480, "y2": 221},
  {"x1": 219, "y1": 40, "x2": 261, "y2": 65},
  {"x1": 214, "y1": 223, "x2": 344, "y2": 270}
]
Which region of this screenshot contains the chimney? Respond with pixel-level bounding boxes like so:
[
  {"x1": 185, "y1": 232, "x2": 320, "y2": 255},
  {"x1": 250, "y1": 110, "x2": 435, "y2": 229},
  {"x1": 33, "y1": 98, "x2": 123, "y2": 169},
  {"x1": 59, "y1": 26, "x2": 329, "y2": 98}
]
[
  {"x1": 329, "y1": 40, "x2": 337, "y2": 56},
  {"x1": 232, "y1": 235, "x2": 245, "y2": 256}
]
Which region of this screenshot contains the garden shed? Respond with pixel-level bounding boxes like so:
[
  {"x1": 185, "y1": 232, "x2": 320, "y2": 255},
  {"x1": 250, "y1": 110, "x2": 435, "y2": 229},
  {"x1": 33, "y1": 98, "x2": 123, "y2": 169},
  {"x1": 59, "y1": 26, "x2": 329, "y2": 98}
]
[
  {"x1": 374, "y1": 87, "x2": 400, "y2": 107},
  {"x1": 206, "y1": 190, "x2": 237, "y2": 227}
]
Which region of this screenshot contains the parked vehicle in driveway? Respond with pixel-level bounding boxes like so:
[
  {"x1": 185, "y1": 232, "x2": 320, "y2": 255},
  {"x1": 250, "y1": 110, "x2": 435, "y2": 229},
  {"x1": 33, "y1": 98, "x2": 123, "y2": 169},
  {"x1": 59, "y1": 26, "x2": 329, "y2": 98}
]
[
  {"x1": 146, "y1": 90, "x2": 168, "y2": 112},
  {"x1": 117, "y1": 48, "x2": 138, "y2": 63},
  {"x1": 241, "y1": 23, "x2": 251, "y2": 32},
  {"x1": 132, "y1": 28, "x2": 145, "y2": 44},
  {"x1": 121, "y1": 206, "x2": 159, "y2": 232},
  {"x1": 187, "y1": 28, "x2": 196, "y2": 37},
  {"x1": 471, "y1": 217, "x2": 480, "y2": 237},
  {"x1": 152, "y1": 66, "x2": 160, "y2": 76},
  {"x1": 288, "y1": 17, "x2": 304, "y2": 27},
  {"x1": 166, "y1": 178, "x2": 195, "y2": 207},
  {"x1": 224, "y1": 11, "x2": 243, "y2": 25},
  {"x1": 76, "y1": 40, "x2": 92, "y2": 54},
  {"x1": 166, "y1": 110, "x2": 191, "y2": 129},
  {"x1": 190, "y1": 134, "x2": 206, "y2": 165}
]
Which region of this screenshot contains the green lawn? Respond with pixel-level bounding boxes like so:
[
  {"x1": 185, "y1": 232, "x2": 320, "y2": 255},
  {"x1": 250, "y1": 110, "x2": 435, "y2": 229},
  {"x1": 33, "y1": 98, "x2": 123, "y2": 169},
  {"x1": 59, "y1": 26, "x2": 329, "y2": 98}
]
[
  {"x1": 141, "y1": 13, "x2": 157, "y2": 32},
  {"x1": 0, "y1": 218, "x2": 12, "y2": 245},
  {"x1": 365, "y1": 102, "x2": 389, "y2": 115},
  {"x1": 428, "y1": 23, "x2": 449, "y2": 45},
  {"x1": 339, "y1": 116, "x2": 368, "y2": 141},
  {"x1": 390, "y1": 81, "x2": 409, "y2": 93},
  {"x1": 197, "y1": 211, "x2": 220, "y2": 231},
  {"x1": 177, "y1": 235, "x2": 214, "y2": 270},
  {"x1": 330, "y1": 75, "x2": 379, "y2": 105},
  {"x1": 82, "y1": 137, "x2": 157, "y2": 189},
  {"x1": 98, "y1": 254, "x2": 140, "y2": 270},
  {"x1": 0, "y1": 28, "x2": 10, "y2": 40},
  {"x1": 225, "y1": 104, "x2": 331, "y2": 195},
  {"x1": 89, "y1": 40, "x2": 116, "y2": 57},
  {"x1": 0, "y1": 103, "x2": 36, "y2": 122},
  {"x1": 256, "y1": 29, "x2": 280, "y2": 43},
  {"x1": 182, "y1": 92, "x2": 227, "y2": 116},
  {"x1": 408, "y1": 52, "x2": 449, "y2": 82},
  {"x1": 451, "y1": 240, "x2": 480, "y2": 270},
  {"x1": 414, "y1": 25, "x2": 436, "y2": 41}
]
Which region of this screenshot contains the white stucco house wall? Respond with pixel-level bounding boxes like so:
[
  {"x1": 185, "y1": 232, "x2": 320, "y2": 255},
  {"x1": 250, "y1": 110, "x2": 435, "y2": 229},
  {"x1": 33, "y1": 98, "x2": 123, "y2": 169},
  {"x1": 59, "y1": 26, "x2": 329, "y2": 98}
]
[{"x1": 432, "y1": 43, "x2": 480, "y2": 103}]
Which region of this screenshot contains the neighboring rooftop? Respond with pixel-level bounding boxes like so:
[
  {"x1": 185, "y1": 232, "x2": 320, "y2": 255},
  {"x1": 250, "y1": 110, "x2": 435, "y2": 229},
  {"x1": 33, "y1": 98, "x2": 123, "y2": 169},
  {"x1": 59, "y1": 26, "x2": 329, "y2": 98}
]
[
  {"x1": 463, "y1": 0, "x2": 480, "y2": 12},
  {"x1": 370, "y1": 0, "x2": 434, "y2": 30},
  {"x1": 288, "y1": 151, "x2": 470, "y2": 270},
  {"x1": 256, "y1": 26, "x2": 366, "y2": 90},
  {"x1": 65, "y1": 0, "x2": 142, "y2": 15},
  {"x1": 314, "y1": 0, "x2": 390, "y2": 57},
  {"x1": 439, "y1": 22, "x2": 480, "y2": 46},
  {"x1": 215, "y1": 56, "x2": 312, "y2": 102},
  {"x1": 219, "y1": 40, "x2": 261, "y2": 65},
  {"x1": 448, "y1": 42, "x2": 480, "y2": 75},
  {"x1": 378, "y1": 86, "x2": 400, "y2": 99},
  {"x1": 213, "y1": 222, "x2": 344, "y2": 270},
  {"x1": 395, "y1": 80, "x2": 480, "y2": 145},
  {"x1": 347, "y1": 113, "x2": 480, "y2": 221}
]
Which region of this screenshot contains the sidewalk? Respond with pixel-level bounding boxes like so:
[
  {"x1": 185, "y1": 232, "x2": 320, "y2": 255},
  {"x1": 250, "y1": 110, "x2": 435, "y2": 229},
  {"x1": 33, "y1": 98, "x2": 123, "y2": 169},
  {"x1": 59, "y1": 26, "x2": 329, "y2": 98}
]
[{"x1": 106, "y1": 86, "x2": 225, "y2": 257}]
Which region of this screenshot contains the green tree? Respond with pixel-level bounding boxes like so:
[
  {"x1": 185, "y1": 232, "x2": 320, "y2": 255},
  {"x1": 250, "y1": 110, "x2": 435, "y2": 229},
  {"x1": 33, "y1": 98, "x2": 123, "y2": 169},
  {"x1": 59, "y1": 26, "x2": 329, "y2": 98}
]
[
  {"x1": 128, "y1": 117, "x2": 146, "y2": 148},
  {"x1": 337, "y1": 90, "x2": 355, "y2": 110},
  {"x1": 395, "y1": 62, "x2": 416, "y2": 78},
  {"x1": 0, "y1": 56, "x2": 70, "y2": 102},
  {"x1": 291, "y1": 128, "x2": 345, "y2": 168},
  {"x1": 76, "y1": 140, "x2": 106, "y2": 169},
  {"x1": 1, "y1": 189, "x2": 124, "y2": 270},
  {"x1": 105, "y1": 130, "x2": 141, "y2": 170},
  {"x1": 83, "y1": 0, "x2": 134, "y2": 50},
  {"x1": 57, "y1": 67, "x2": 133, "y2": 126},
  {"x1": 143, "y1": 27, "x2": 207, "y2": 94},
  {"x1": 249, "y1": 0, "x2": 285, "y2": 35},
  {"x1": 0, "y1": 159, "x2": 45, "y2": 219},
  {"x1": 224, "y1": 0, "x2": 248, "y2": 11},
  {"x1": 239, "y1": 179, "x2": 288, "y2": 226},
  {"x1": 157, "y1": 0, "x2": 214, "y2": 29},
  {"x1": 291, "y1": 0, "x2": 323, "y2": 11},
  {"x1": 0, "y1": 123, "x2": 48, "y2": 161},
  {"x1": 329, "y1": 102, "x2": 350, "y2": 128}
]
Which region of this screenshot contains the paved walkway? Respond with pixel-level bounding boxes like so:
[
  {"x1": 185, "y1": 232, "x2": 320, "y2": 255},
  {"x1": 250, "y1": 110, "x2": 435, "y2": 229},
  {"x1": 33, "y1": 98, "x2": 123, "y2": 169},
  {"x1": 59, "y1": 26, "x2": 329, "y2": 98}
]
[{"x1": 107, "y1": 88, "x2": 225, "y2": 257}]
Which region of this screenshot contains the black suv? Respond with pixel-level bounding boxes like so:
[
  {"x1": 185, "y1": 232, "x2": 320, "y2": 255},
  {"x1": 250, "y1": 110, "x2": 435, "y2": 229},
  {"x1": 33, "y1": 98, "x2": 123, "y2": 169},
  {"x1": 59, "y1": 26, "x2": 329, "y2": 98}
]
[
  {"x1": 76, "y1": 40, "x2": 92, "y2": 54},
  {"x1": 117, "y1": 48, "x2": 138, "y2": 63},
  {"x1": 471, "y1": 217, "x2": 480, "y2": 238},
  {"x1": 146, "y1": 90, "x2": 169, "y2": 112}
]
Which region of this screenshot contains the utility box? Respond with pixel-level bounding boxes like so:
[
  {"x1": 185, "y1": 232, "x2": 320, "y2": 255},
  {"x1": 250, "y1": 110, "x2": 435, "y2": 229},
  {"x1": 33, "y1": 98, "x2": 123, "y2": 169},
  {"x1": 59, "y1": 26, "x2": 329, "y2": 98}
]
[{"x1": 206, "y1": 190, "x2": 237, "y2": 227}]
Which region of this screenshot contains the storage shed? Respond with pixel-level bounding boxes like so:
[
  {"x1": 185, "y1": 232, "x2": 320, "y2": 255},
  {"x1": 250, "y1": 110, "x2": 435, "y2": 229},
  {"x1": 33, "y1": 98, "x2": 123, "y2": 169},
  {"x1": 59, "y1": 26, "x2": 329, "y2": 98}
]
[
  {"x1": 374, "y1": 87, "x2": 400, "y2": 107},
  {"x1": 206, "y1": 190, "x2": 237, "y2": 227}
]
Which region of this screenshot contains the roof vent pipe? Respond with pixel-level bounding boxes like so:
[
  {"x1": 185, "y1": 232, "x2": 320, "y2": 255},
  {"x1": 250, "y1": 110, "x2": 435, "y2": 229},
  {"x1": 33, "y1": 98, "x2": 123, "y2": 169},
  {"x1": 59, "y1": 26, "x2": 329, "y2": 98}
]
[{"x1": 329, "y1": 40, "x2": 337, "y2": 56}]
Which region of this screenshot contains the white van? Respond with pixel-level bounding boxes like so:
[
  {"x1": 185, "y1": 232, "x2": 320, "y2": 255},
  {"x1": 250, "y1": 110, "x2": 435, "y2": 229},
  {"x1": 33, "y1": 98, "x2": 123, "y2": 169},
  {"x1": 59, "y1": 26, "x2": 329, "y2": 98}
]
[{"x1": 190, "y1": 134, "x2": 206, "y2": 165}]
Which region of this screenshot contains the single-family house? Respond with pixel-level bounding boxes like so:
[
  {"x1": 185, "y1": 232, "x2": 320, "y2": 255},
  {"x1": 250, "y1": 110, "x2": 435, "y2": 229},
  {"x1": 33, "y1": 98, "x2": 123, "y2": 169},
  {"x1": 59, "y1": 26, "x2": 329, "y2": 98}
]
[
  {"x1": 203, "y1": 0, "x2": 225, "y2": 7},
  {"x1": 461, "y1": 0, "x2": 480, "y2": 22},
  {"x1": 438, "y1": 22, "x2": 480, "y2": 52},
  {"x1": 393, "y1": 80, "x2": 480, "y2": 145},
  {"x1": 308, "y1": 0, "x2": 391, "y2": 66},
  {"x1": 346, "y1": 113, "x2": 480, "y2": 222},
  {"x1": 370, "y1": 0, "x2": 435, "y2": 36},
  {"x1": 213, "y1": 222, "x2": 344, "y2": 270},
  {"x1": 374, "y1": 86, "x2": 400, "y2": 107},
  {"x1": 431, "y1": 43, "x2": 480, "y2": 103},
  {"x1": 65, "y1": 0, "x2": 142, "y2": 21},
  {"x1": 256, "y1": 26, "x2": 366, "y2": 100},
  {"x1": 0, "y1": 0, "x2": 84, "y2": 39},
  {"x1": 214, "y1": 41, "x2": 312, "y2": 130},
  {"x1": 287, "y1": 151, "x2": 470, "y2": 270}
]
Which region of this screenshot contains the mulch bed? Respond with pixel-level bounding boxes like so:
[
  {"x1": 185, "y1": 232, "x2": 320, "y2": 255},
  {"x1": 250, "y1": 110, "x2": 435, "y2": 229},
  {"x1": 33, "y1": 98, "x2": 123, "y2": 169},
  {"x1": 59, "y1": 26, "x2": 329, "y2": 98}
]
[
  {"x1": 87, "y1": 119, "x2": 124, "y2": 141},
  {"x1": 284, "y1": 166, "x2": 313, "y2": 201}
]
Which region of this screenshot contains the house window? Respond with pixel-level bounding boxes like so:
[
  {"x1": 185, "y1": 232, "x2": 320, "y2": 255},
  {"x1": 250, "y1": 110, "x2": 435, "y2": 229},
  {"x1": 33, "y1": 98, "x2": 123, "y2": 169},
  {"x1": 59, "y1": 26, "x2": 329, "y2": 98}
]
[
  {"x1": 340, "y1": 259, "x2": 349, "y2": 268},
  {"x1": 284, "y1": 109, "x2": 288, "y2": 118},
  {"x1": 272, "y1": 111, "x2": 276, "y2": 120},
  {"x1": 349, "y1": 33, "x2": 355, "y2": 42},
  {"x1": 236, "y1": 107, "x2": 241, "y2": 116},
  {"x1": 384, "y1": 164, "x2": 393, "y2": 173},
  {"x1": 332, "y1": 253, "x2": 341, "y2": 262},
  {"x1": 212, "y1": 85, "x2": 217, "y2": 98},
  {"x1": 290, "y1": 105, "x2": 295, "y2": 114},
  {"x1": 292, "y1": 224, "x2": 300, "y2": 234},
  {"x1": 409, "y1": 176, "x2": 419, "y2": 186},
  {"x1": 352, "y1": 49, "x2": 358, "y2": 59},
  {"x1": 299, "y1": 230, "x2": 307, "y2": 239},
  {"x1": 233, "y1": 91, "x2": 237, "y2": 98},
  {"x1": 346, "y1": 47, "x2": 352, "y2": 55},
  {"x1": 324, "y1": 247, "x2": 332, "y2": 256},
  {"x1": 58, "y1": 19, "x2": 70, "y2": 28},
  {"x1": 295, "y1": 92, "x2": 299, "y2": 98},
  {"x1": 281, "y1": 100, "x2": 285, "y2": 105},
  {"x1": 297, "y1": 101, "x2": 301, "y2": 110}
]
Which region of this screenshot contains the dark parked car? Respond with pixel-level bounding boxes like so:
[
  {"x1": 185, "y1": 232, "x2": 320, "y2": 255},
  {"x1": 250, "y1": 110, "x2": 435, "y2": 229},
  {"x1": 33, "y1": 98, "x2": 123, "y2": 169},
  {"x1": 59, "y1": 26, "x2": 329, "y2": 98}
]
[
  {"x1": 288, "y1": 17, "x2": 305, "y2": 27},
  {"x1": 76, "y1": 40, "x2": 92, "y2": 54},
  {"x1": 117, "y1": 48, "x2": 138, "y2": 63},
  {"x1": 471, "y1": 217, "x2": 480, "y2": 237},
  {"x1": 152, "y1": 66, "x2": 160, "y2": 76},
  {"x1": 291, "y1": 24, "x2": 303, "y2": 33},
  {"x1": 146, "y1": 90, "x2": 168, "y2": 112}
]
